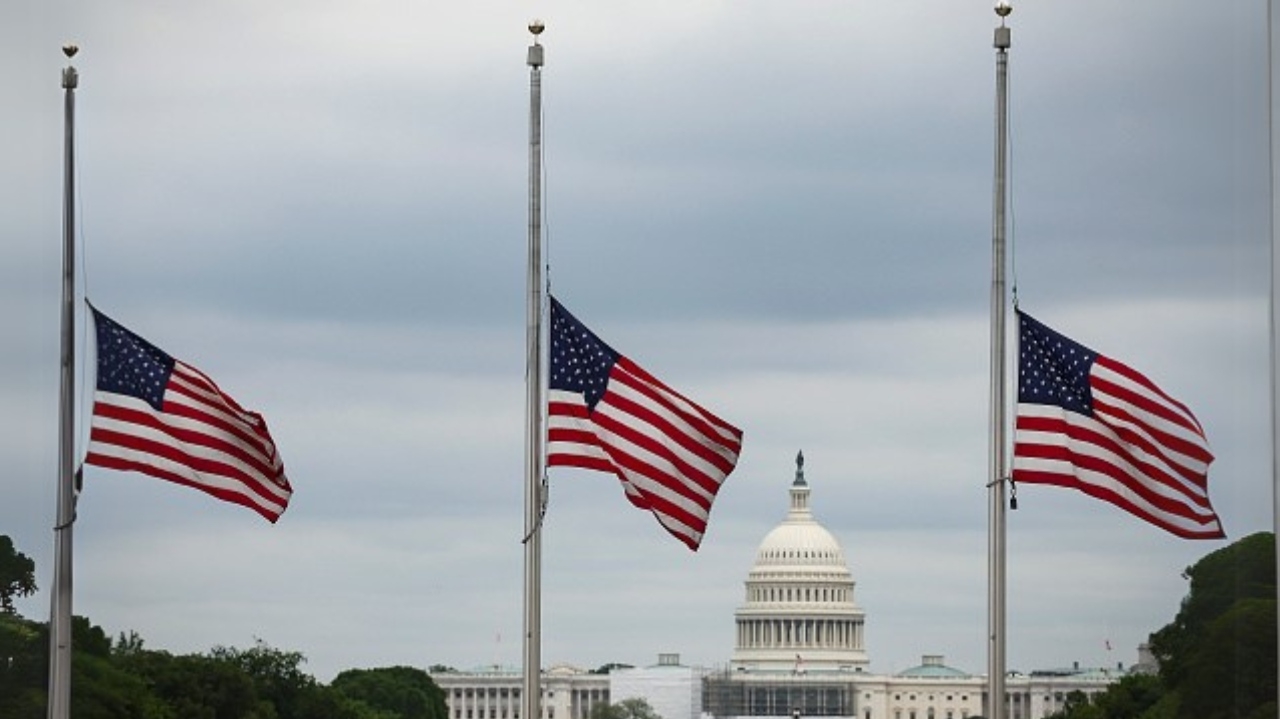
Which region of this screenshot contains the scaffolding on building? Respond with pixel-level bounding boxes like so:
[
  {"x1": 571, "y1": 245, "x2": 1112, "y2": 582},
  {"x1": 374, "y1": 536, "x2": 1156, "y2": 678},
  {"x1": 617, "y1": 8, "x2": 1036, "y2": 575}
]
[{"x1": 702, "y1": 669, "x2": 857, "y2": 718}]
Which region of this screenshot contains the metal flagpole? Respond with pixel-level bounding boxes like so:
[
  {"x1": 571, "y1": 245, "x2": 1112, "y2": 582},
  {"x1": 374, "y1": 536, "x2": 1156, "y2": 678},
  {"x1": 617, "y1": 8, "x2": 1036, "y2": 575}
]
[
  {"x1": 523, "y1": 20, "x2": 546, "y2": 719},
  {"x1": 987, "y1": 5, "x2": 1012, "y2": 719},
  {"x1": 1265, "y1": 0, "x2": 1280, "y2": 701},
  {"x1": 48, "y1": 42, "x2": 80, "y2": 719}
]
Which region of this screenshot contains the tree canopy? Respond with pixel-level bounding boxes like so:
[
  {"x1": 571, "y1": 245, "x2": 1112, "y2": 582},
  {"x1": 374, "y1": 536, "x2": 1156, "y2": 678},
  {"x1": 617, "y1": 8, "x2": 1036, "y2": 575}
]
[
  {"x1": 332, "y1": 666, "x2": 447, "y2": 719},
  {"x1": 0, "y1": 536, "x2": 37, "y2": 614},
  {"x1": 590, "y1": 663, "x2": 634, "y2": 675},
  {"x1": 1048, "y1": 531, "x2": 1276, "y2": 719},
  {"x1": 590, "y1": 698, "x2": 663, "y2": 719}
]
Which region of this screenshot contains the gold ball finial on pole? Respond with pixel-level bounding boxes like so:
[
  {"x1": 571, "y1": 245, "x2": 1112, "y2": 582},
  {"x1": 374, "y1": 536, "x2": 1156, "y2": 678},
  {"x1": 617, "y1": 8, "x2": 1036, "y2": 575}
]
[
  {"x1": 61, "y1": 43, "x2": 79, "y2": 88},
  {"x1": 995, "y1": 1, "x2": 1012, "y2": 18},
  {"x1": 526, "y1": 19, "x2": 545, "y2": 65}
]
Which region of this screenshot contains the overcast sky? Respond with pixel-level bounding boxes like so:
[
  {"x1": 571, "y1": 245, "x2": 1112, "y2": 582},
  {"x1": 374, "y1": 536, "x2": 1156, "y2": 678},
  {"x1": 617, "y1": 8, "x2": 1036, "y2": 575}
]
[{"x1": 1, "y1": 0, "x2": 1271, "y2": 685}]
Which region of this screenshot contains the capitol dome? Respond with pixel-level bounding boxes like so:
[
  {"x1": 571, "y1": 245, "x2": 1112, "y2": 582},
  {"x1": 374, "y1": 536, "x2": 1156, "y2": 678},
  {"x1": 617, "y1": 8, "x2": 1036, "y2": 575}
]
[
  {"x1": 730, "y1": 453, "x2": 868, "y2": 673},
  {"x1": 754, "y1": 514, "x2": 847, "y2": 568}
]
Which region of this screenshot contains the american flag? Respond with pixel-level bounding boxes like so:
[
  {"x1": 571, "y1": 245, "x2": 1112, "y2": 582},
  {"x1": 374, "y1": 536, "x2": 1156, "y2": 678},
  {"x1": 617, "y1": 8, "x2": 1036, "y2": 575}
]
[
  {"x1": 85, "y1": 307, "x2": 292, "y2": 523},
  {"x1": 1011, "y1": 310, "x2": 1222, "y2": 539},
  {"x1": 546, "y1": 296, "x2": 743, "y2": 551}
]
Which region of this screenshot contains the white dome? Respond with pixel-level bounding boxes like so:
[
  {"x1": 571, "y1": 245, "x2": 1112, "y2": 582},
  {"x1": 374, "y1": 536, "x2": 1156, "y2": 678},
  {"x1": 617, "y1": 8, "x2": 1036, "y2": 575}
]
[{"x1": 754, "y1": 520, "x2": 848, "y2": 569}]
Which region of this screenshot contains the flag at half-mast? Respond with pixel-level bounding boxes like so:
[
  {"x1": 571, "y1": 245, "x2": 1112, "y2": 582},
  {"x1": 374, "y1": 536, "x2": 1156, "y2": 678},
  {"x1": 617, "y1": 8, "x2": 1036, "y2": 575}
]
[
  {"x1": 546, "y1": 296, "x2": 743, "y2": 551},
  {"x1": 84, "y1": 306, "x2": 292, "y2": 522},
  {"x1": 1011, "y1": 310, "x2": 1222, "y2": 539}
]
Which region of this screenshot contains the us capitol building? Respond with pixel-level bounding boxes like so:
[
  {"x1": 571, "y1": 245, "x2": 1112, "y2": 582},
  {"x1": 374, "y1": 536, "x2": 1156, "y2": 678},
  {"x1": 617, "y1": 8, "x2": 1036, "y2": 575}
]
[{"x1": 433, "y1": 455, "x2": 1140, "y2": 719}]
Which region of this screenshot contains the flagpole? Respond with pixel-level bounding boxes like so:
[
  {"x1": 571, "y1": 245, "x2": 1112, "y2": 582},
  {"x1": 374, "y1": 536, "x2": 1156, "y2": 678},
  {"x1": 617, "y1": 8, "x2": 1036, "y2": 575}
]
[
  {"x1": 48, "y1": 43, "x2": 80, "y2": 719},
  {"x1": 1258, "y1": 0, "x2": 1277, "y2": 697},
  {"x1": 523, "y1": 21, "x2": 546, "y2": 719},
  {"x1": 987, "y1": 6, "x2": 1011, "y2": 719}
]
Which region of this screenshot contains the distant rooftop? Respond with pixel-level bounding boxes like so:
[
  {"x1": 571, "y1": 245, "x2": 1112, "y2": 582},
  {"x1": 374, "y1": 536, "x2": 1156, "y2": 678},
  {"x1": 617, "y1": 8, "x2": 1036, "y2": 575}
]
[{"x1": 896, "y1": 655, "x2": 971, "y2": 679}]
